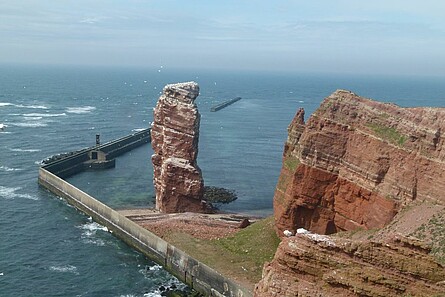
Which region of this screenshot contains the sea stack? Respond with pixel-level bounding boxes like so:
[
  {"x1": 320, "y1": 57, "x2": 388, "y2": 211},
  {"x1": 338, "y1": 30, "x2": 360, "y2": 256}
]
[{"x1": 151, "y1": 82, "x2": 206, "y2": 213}]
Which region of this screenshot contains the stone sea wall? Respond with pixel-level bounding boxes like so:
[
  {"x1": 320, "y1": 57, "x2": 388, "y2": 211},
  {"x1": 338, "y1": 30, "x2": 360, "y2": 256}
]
[{"x1": 39, "y1": 168, "x2": 252, "y2": 297}]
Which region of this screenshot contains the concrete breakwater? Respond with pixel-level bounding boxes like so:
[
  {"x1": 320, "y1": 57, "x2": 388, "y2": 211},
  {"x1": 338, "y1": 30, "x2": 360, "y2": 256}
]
[
  {"x1": 38, "y1": 130, "x2": 252, "y2": 297},
  {"x1": 210, "y1": 97, "x2": 241, "y2": 112},
  {"x1": 42, "y1": 128, "x2": 150, "y2": 178}
]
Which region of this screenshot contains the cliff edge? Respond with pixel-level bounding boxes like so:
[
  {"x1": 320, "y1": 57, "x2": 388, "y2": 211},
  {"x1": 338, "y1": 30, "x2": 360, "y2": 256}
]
[
  {"x1": 255, "y1": 90, "x2": 445, "y2": 296},
  {"x1": 255, "y1": 231, "x2": 445, "y2": 296},
  {"x1": 274, "y1": 90, "x2": 445, "y2": 235}
]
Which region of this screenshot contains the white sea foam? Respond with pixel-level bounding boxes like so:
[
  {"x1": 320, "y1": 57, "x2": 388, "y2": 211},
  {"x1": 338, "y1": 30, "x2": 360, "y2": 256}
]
[
  {"x1": 131, "y1": 128, "x2": 146, "y2": 132},
  {"x1": 49, "y1": 265, "x2": 78, "y2": 274},
  {"x1": 143, "y1": 292, "x2": 162, "y2": 297},
  {"x1": 9, "y1": 148, "x2": 41, "y2": 153},
  {"x1": 16, "y1": 104, "x2": 48, "y2": 109},
  {"x1": 79, "y1": 221, "x2": 108, "y2": 245},
  {"x1": 23, "y1": 113, "x2": 66, "y2": 117},
  {"x1": 23, "y1": 116, "x2": 43, "y2": 121},
  {"x1": 0, "y1": 186, "x2": 38, "y2": 200},
  {"x1": 10, "y1": 122, "x2": 48, "y2": 128},
  {"x1": 66, "y1": 106, "x2": 96, "y2": 114},
  {"x1": 83, "y1": 238, "x2": 105, "y2": 246},
  {"x1": 0, "y1": 102, "x2": 48, "y2": 109},
  {"x1": 34, "y1": 160, "x2": 44, "y2": 165},
  {"x1": 148, "y1": 264, "x2": 162, "y2": 271},
  {"x1": 80, "y1": 221, "x2": 108, "y2": 233},
  {"x1": 0, "y1": 166, "x2": 23, "y2": 172}
]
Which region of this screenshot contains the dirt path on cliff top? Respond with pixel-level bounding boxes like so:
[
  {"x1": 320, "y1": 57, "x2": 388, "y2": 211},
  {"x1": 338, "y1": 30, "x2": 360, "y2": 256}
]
[
  {"x1": 374, "y1": 201, "x2": 444, "y2": 241},
  {"x1": 335, "y1": 201, "x2": 445, "y2": 243},
  {"x1": 118, "y1": 209, "x2": 280, "y2": 291}
]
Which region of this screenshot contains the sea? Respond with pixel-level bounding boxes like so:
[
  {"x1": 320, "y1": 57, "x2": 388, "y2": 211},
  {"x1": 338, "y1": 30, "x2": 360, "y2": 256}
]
[{"x1": 1, "y1": 64, "x2": 444, "y2": 296}]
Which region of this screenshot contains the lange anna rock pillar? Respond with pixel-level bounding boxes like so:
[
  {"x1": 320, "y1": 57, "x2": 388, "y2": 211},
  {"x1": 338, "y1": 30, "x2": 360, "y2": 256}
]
[{"x1": 151, "y1": 82, "x2": 206, "y2": 213}]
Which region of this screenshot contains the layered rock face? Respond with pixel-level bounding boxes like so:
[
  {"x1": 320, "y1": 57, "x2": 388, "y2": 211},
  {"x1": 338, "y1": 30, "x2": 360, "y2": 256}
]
[
  {"x1": 151, "y1": 82, "x2": 206, "y2": 213},
  {"x1": 274, "y1": 90, "x2": 445, "y2": 235},
  {"x1": 255, "y1": 233, "x2": 445, "y2": 296}
]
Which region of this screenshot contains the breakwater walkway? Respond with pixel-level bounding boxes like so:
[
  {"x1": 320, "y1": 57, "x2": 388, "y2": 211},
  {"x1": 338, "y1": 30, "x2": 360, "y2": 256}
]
[
  {"x1": 42, "y1": 128, "x2": 150, "y2": 178},
  {"x1": 210, "y1": 97, "x2": 241, "y2": 112},
  {"x1": 38, "y1": 129, "x2": 252, "y2": 297}
]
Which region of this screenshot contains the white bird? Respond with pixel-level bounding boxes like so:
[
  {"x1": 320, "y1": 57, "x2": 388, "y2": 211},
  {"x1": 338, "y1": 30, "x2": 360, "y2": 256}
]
[
  {"x1": 283, "y1": 230, "x2": 293, "y2": 237},
  {"x1": 0, "y1": 123, "x2": 6, "y2": 131}
]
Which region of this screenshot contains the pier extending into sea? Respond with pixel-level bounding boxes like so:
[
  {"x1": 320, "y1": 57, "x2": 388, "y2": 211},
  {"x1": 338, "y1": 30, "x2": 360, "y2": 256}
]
[
  {"x1": 38, "y1": 129, "x2": 252, "y2": 297},
  {"x1": 210, "y1": 97, "x2": 241, "y2": 112}
]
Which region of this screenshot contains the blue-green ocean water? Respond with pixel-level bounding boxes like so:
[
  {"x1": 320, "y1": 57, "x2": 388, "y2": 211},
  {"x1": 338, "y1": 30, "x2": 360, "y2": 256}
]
[{"x1": 1, "y1": 65, "x2": 444, "y2": 296}]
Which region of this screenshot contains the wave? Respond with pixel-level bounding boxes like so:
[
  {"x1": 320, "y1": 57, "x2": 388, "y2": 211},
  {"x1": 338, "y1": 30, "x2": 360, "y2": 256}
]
[
  {"x1": 16, "y1": 104, "x2": 48, "y2": 109},
  {"x1": 10, "y1": 122, "x2": 48, "y2": 127},
  {"x1": 82, "y1": 238, "x2": 105, "y2": 246},
  {"x1": 131, "y1": 128, "x2": 146, "y2": 132},
  {"x1": 34, "y1": 160, "x2": 44, "y2": 165},
  {"x1": 49, "y1": 265, "x2": 78, "y2": 274},
  {"x1": 80, "y1": 221, "x2": 108, "y2": 233},
  {"x1": 9, "y1": 148, "x2": 41, "y2": 153},
  {"x1": 0, "y1": 186, "x2": 39, "y2": 200},
  {"x1": 23, "y1": 113, "x2": 66, "y2": 117},
  {"x1": 23, "y1": 116, "x2": 43, "y2": 121},
  {"x1": 0, "y1": 102, "x2": 48, "y2": 109},
  {"x1": 0, "y1": 166, "x2": 23, "y2": 172},
  {"x1": 66, "y1": 106, "x2": 96, "y2": 114},
  {"x1": 143, "y1": 293, "x2": 162, "y2": 297},
  {"x1": 78, "y1": 221, "x2": 109, "y2": 246}
]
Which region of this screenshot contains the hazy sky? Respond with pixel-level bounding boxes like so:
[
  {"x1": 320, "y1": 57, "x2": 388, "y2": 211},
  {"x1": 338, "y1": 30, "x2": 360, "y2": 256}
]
[{"x1": 1, "y1": 1, "x2": 445, "y2": 76}]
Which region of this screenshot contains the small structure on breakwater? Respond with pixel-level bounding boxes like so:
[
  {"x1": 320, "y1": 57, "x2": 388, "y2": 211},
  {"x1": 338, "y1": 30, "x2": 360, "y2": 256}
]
[
  {"x1": 42, "y1": 128, "x2": 151, "y2": 178},
  {"x1": 210, "y1": 96, "x2": 241, "y2": 112}
]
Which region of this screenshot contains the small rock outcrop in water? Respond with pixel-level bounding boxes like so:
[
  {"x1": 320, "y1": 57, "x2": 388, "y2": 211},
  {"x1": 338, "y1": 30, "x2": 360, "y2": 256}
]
[
  {"x1": 203, "y1": 186, "x2": 237, "y2": 205},
  {"x1": 151, "y1": 82, "x2": 207, "y2": 213},
  {"x1": 274, "y1": 90, "x2": 445, "y2": 236}
]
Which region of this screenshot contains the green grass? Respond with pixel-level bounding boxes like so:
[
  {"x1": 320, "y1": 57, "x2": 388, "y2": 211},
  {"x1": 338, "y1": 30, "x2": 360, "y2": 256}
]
[
  {"x1": 366, "y1": 123, "x2": 407, "y2": 146},
  {"x1": 284, "y1": 155, "x2": 300, "y2": 171},
  {"x1": 215, "y1": 216, "x2": 281, "y2": 268},
  {"x1": 410, "y1": 209, "x2": 445, "y2": 265},
  {"x1": 163, "y1": 216, "x2": 281, "y2": 287}
]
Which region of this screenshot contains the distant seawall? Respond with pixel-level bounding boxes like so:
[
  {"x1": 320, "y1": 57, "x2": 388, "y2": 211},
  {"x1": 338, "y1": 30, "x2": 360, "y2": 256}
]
[
  {"x1": 38, "y1": 130, "x2": 252, "y2": 297},
  {"x1": 210, "y1": 97, "x2": 241, "y2": 112}
]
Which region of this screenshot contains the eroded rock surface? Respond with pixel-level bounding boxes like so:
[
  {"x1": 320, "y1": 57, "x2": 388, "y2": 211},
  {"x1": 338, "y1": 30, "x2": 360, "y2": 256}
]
[
  {"x1": 151, "y1": 82, "x2": 207, "y2": 213},
  {"x1": 255, "y1": 232, "x2": 445, "y2": 297},
  {"x1": 274, "y1": 90, "x2": 445, "y2": 235}
]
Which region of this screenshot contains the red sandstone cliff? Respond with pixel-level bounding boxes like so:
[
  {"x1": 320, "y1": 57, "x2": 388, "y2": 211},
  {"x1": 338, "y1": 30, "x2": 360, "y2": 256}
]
[
  {"x1": 151, "y1": 82, "x2": 207, "y2": 213},
  {"x1": 255, "y1": 90, "x2": 445, "y2": 296},
  {"x1": 255, "y1": 232, "x2": 445, "y2": 296},
  {"x1": 274, "y1": 90, "x2": 445, "y2": 236}
]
